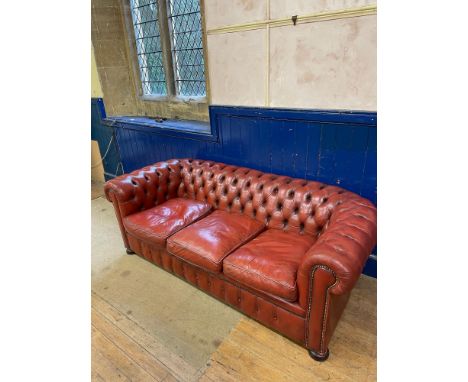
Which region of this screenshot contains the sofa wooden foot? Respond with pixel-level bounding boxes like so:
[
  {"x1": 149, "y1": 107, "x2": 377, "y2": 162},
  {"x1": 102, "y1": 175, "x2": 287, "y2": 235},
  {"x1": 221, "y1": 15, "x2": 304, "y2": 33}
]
[
  {"x1": 126, "y1": 248, "x2": 135, "y2": 255},
  {"x1": 308, "y1": 348, "x2": 329, "y2": 362}
]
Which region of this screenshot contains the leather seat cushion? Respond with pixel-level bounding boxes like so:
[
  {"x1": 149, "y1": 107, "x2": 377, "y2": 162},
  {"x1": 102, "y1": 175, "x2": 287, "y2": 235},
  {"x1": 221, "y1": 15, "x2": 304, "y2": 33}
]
[
  {"x1": 123, "y1": 198, "x2": 212, "y2": 247},
  {"x1": 223, "y1": 229, "x2": 317, "y2": 302},
  {"x1": 167, "y1": 210, "x2": 265, "y2": 273}
]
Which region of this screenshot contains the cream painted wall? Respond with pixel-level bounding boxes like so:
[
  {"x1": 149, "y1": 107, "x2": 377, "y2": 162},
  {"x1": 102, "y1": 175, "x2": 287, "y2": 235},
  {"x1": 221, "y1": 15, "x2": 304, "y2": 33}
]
[
  {"x1": 269, "y1": 0, "x2": 375, "y2": 19},
  {"x1": 204, "y1": 0, "x2": 376, "y2": 111},
  {"x1": 269, "y1": 16, "x2": 376, "y2": 110},
  {"x1": 92, "y1": 44, "x2": 104, "y2": 98},
  {"x1": 204, "y1": 0, "x2": 266, "y2": 30},
  {"x1": 208, "y1": 29, "x2": 266, "y2": 106}
]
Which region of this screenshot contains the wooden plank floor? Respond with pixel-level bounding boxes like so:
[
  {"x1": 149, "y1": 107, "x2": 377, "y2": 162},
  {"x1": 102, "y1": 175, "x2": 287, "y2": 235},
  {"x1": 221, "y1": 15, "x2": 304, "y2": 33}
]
[
  {"x1": 92, "y1": 292, "x2": 202, "y2": 382},
  {"x1": 92, "y1": 181, "x2": 105, "y2": 200},
  {"x1": 92, "y1": 275, "x2": 376, "y2": 382}
]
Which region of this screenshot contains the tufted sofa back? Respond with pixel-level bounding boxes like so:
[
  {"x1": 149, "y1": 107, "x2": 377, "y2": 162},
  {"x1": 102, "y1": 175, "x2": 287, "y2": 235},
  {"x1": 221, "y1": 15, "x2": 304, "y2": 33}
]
[
  {"x1": 105, "y1": 158, "x2": 364, "y2": 238},
  {"x1": 176, "y1": 159, "x2": 355, "y2": 237}
]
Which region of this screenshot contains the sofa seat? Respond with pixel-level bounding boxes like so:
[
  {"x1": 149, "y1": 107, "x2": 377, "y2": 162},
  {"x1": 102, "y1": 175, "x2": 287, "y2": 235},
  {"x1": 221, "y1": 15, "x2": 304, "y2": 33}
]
[
  {"x1": 223, "y1": 229, "x2": 317, "y2": 302},
  {"x1": 167, "y1": 210, "x2": 265, "y2": 273},
  {"x1": 123, "y1": 198, "x2": 212, "y2": 247}
]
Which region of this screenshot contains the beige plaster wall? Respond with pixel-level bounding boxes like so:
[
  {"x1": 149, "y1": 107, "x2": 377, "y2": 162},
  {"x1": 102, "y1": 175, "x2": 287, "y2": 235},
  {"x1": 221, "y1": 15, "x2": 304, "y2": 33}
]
[
  {"x1": 204, "y1": 0, "x2": 376, "y2": 110},
  {"x1": 270, "y1": 16, "x2": 376, "y2": 110},
  {"x1": 207, "y1": 29, "x2": 266, "y2": 107},
  {"x1": 269, "y1": 0, "x2": 375, "y2": 19},
  {"x1": 204, "y1": 0, "x2": 267, "y2": 29},
  {"x1": 92, "y1": 44, "x2": 104, "y2": 98}
]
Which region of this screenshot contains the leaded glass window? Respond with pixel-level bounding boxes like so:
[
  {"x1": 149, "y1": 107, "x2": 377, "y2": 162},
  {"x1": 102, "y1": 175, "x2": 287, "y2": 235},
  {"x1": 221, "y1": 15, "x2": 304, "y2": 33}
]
[
  {"x1": 130, "y1": 0, "x2": 167, "y2": 96},
  {"x1": 129, "y1": 0, "x2": 206, "y2": 98},
  {"x1": 167, "y1": 0, "x2": 206, "y2": 97}
]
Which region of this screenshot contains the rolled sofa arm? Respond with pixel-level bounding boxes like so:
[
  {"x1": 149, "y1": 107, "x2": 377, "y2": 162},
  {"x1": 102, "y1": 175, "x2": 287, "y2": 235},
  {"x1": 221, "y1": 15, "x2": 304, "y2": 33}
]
[
  {"x1": 298, "y1": 196, "x2": 377, "y2": 304},
  {"x1": 104, "y1": 159, "x2": 183, "y2": 218},
  {"x1": 103, "y1": 159, "x2": 183, "y2": 249},
  {"x1": 297, "y1": 196, "x2": 376, "y2": 357}
]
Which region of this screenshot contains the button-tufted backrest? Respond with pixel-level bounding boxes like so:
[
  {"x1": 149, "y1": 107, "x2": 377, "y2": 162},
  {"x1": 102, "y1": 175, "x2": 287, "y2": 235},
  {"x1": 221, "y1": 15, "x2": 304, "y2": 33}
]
[{"x1": 176, "y1": 159, "x2": 351, "y2": 237}]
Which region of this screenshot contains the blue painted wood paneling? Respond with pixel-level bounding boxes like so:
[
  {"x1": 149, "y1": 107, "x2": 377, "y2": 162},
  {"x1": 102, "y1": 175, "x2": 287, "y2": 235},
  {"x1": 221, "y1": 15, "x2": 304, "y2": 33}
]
[
  {"x1": 98, "y1": 104, "x2": 377, "y2": 277},
  {"x1": 91, "y1": 98, "x2": 124, "y2": 180}
]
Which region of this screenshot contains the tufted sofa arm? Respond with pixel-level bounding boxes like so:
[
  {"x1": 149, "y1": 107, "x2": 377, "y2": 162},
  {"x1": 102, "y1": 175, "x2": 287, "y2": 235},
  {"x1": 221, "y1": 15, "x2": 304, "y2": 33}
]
[
  {"x1": 104, "y1": 160, "x2": 184, "y2": 250},
  {"x1": 297, "y1": 197, "x2": 377, "y2": 306},
  {"x1": 104, "y1": 159, "x2": 183, "y2": 218}
]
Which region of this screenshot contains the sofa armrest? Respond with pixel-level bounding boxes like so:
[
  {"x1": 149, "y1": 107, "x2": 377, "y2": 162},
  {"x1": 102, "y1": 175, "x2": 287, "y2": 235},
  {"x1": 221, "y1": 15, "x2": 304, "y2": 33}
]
[
  {"x1": 104, "y1": 159, "x2": 183, "y2": 218},
  {"x1": 298, "y1": 197, "x2": 377, "y2": 306}
]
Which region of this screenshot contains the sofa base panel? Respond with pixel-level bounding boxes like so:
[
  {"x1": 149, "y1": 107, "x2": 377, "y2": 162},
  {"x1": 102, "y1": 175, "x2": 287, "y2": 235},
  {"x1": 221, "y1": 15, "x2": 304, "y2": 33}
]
[{"x1": 126, "y1": 248, "x2": 135, "y2": 255}]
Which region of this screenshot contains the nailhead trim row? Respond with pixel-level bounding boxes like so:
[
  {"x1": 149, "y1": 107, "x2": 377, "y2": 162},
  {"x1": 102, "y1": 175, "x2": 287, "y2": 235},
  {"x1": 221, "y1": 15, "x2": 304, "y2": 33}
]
[{"x1": 304, "y1": 265, "x2": 337, "y2": 353}]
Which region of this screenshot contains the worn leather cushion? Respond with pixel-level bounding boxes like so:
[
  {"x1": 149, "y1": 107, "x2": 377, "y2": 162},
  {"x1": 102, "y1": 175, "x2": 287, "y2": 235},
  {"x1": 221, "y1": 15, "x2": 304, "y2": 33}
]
[
  {"x1": 123, "y1": 198, "x2": 212, "y2": 247},
  {"x1": 223, "y1": 229, "x2": 317, "y2": 301},
  {"x1": 167, "y1": 210, "x2": 265, "y2": 273}
]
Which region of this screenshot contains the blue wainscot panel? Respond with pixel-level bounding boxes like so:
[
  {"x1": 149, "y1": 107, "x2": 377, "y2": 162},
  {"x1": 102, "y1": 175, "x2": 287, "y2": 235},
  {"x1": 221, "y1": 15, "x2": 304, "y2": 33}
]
[
  {"x1": 101, "y1": 105, "x2": 377, "y2": 277},
  {"x1": 91, "y1": 98, "x2": 124, "y2": 180}
]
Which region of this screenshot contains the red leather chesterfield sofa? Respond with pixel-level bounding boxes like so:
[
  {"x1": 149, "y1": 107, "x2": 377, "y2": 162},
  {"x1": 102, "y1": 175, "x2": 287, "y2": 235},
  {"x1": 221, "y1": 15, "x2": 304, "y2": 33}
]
[{"x1": 104, "y1": 159, "x2": 376, "y2": 361}]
